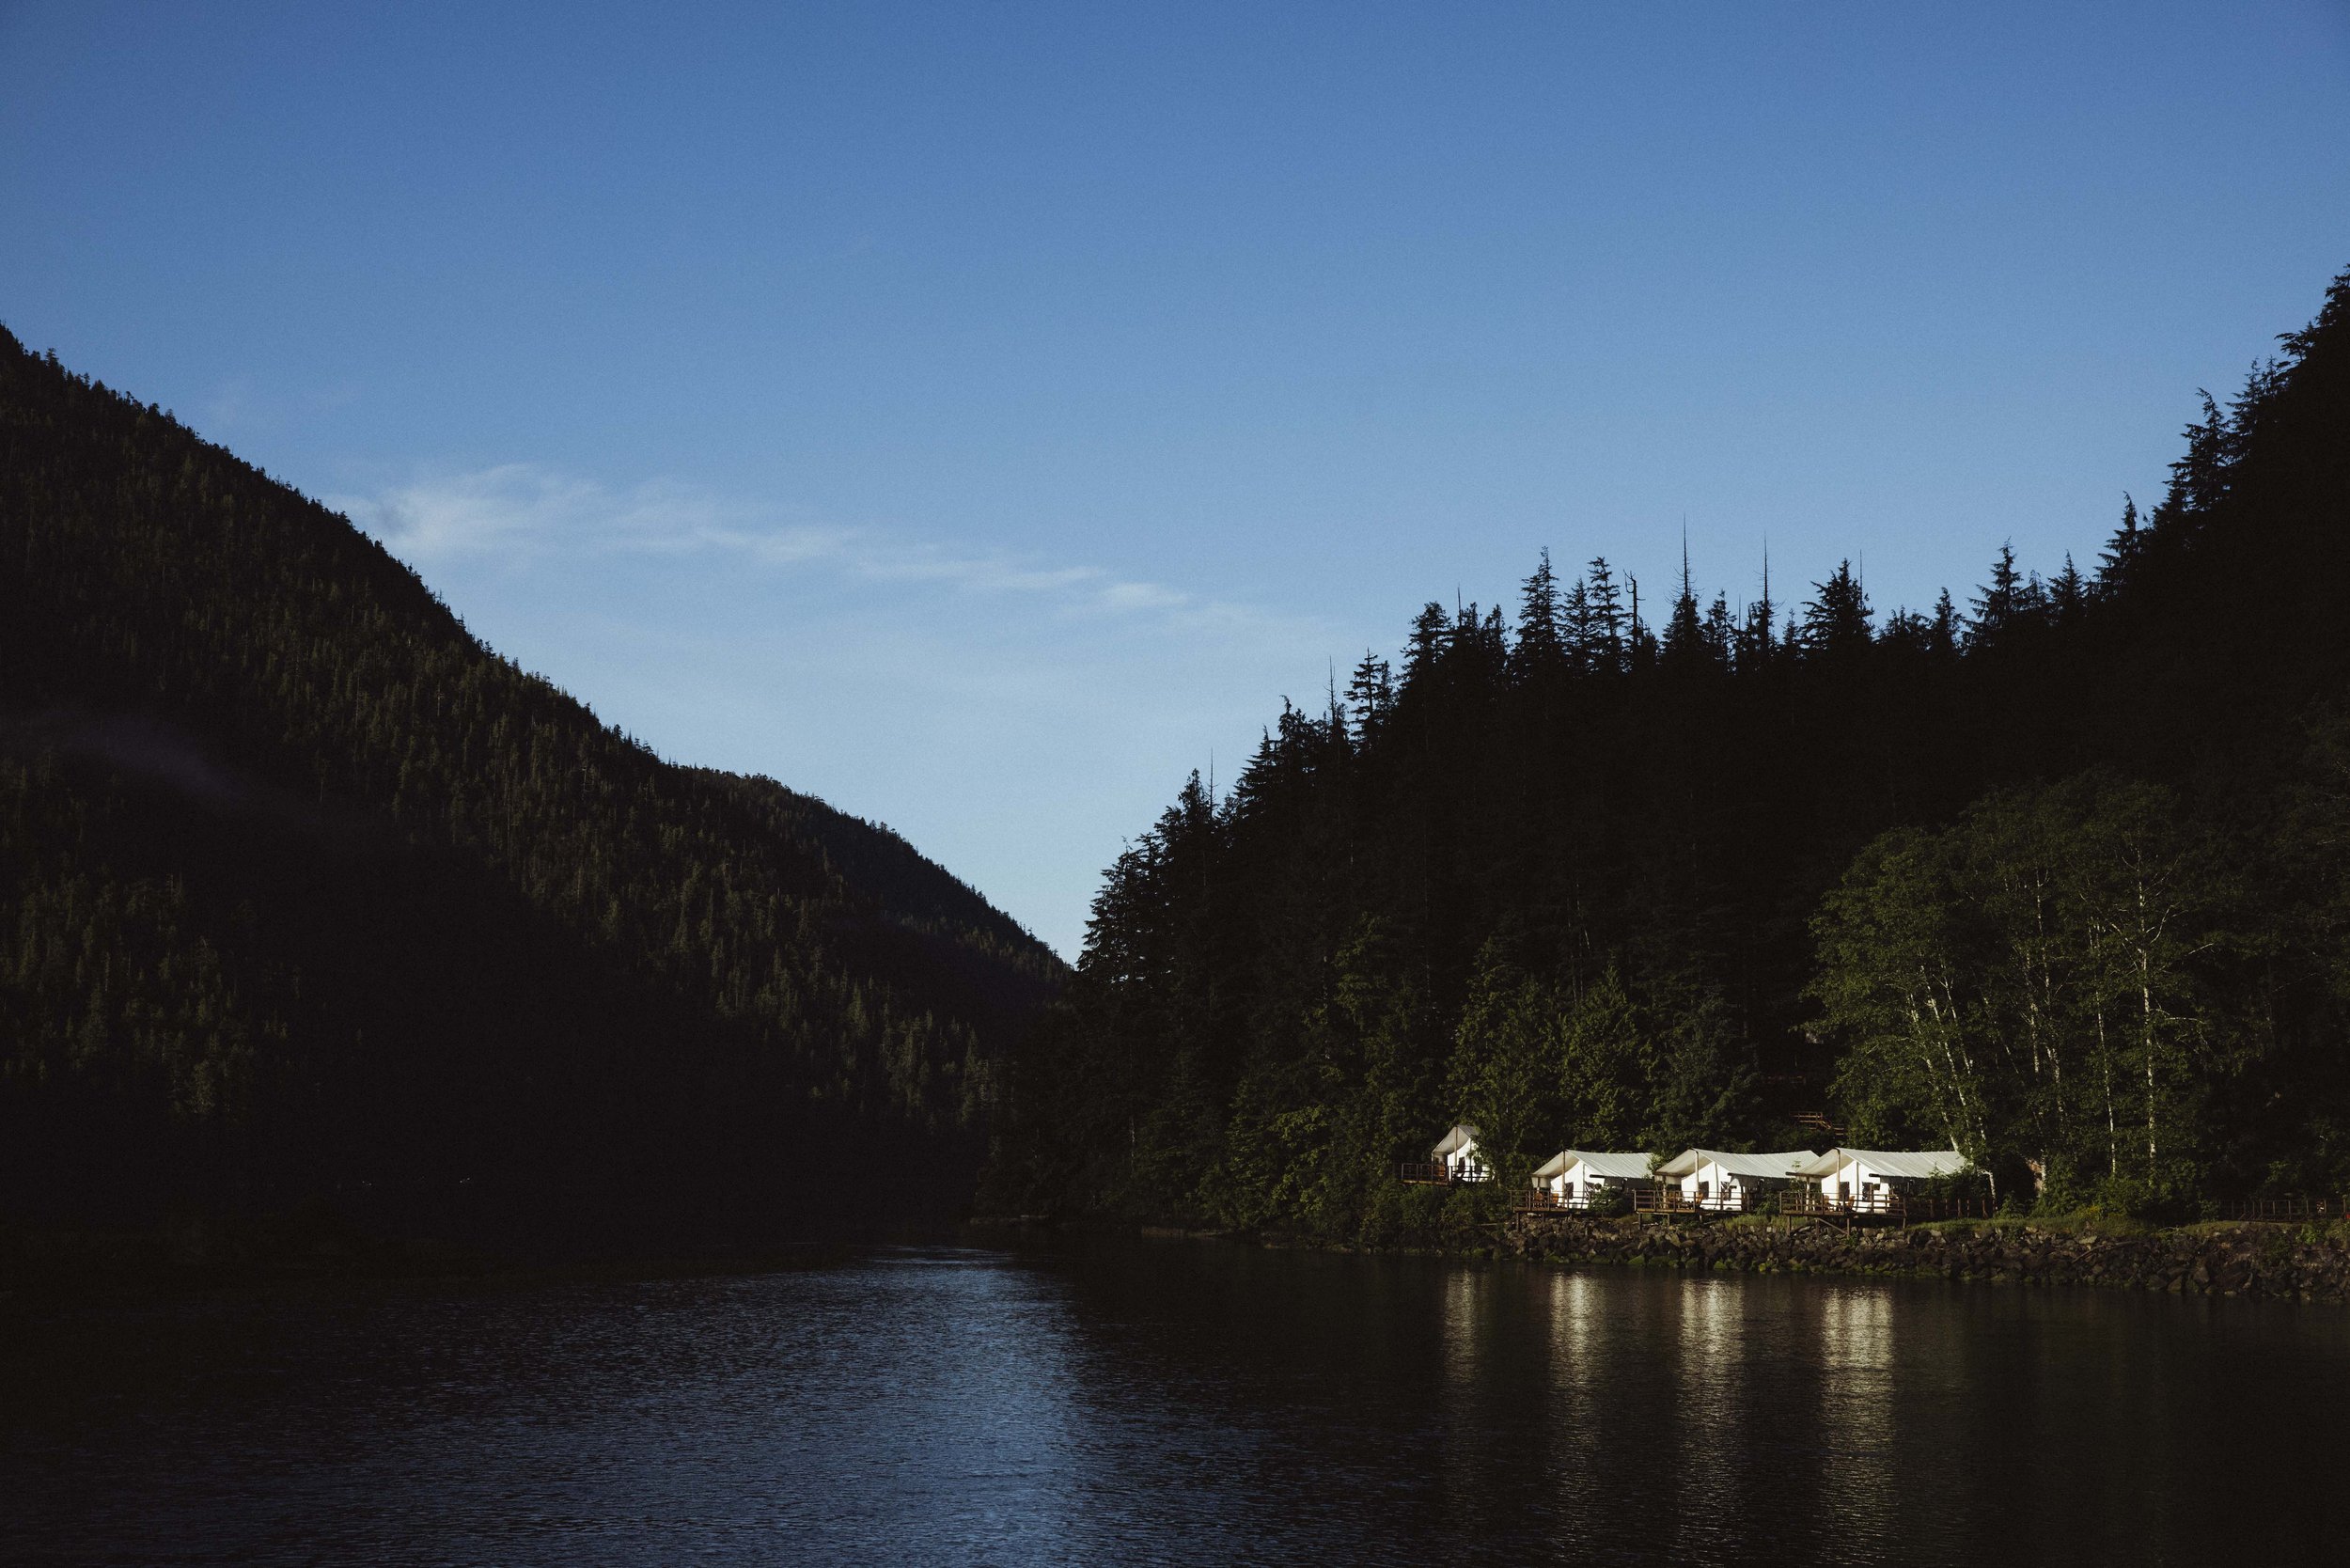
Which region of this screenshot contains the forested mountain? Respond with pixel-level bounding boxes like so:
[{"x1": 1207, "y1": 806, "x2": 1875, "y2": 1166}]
[
  {"x1": 987, "y1": 269, "x2": 2350, "y2": 1232},
  {"x1": 0, "y1": 328, "x2": 1060, "y2": 1249}
]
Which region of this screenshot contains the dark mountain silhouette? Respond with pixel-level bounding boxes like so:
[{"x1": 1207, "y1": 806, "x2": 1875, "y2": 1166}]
[{"x1": 0, "y1": 328, "x2": 1060, "y2": 1257}]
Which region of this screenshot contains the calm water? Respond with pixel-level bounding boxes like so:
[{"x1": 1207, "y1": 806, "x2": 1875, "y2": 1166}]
[{"x1": 4, "y1": 1239, "x2": 2344, "y2": 1565}]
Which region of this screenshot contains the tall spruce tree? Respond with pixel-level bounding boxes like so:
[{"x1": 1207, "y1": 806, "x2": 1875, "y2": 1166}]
[
  {"x1": 1799, "y1": 560, "x2": 1872, "y2": 662},
  {"x1": 1585, "y1": 558, "x2": 1626, "y2": 675},
  {"x1": 1510, "y1": 549, "x2": 1570, "y2": 687},
  {"x1": 1969, "y1": 542, "x2": 2026, "y2": 649}
]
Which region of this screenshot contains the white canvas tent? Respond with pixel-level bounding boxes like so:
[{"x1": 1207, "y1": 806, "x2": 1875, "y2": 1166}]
[
  {"x1": 1794, "y1": 1149, "x2": 1973, "y2": 1207},
  {"x1": 1656, "y1": 1149, "x2": 1818, "y2": 1212},
  {"x1": 1529, "y1": 1150, "x2": 1653, "y2": 1207},
  {"x1": 1431, "y1": 1123, "x2": 1491, "y2": 1183}
]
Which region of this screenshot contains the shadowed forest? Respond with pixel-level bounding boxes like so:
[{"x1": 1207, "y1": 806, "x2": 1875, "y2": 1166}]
[
  {"x1": 0, "y1": 328, "x2": 1060, "y2": 1256},
  {"x1": 985, "y1": 269, "x2": 2350, "y2": 1234}
]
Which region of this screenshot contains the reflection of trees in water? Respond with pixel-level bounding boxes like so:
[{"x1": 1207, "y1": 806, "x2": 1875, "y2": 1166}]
[{"x1": 1815, "y1": 1285, "x2": 1898, "y2": 1550}]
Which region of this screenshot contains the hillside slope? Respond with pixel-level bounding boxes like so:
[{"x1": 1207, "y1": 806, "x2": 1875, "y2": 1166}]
[{"x1": 0, "y1": 329, "x2": 1060, "y2": 1247}]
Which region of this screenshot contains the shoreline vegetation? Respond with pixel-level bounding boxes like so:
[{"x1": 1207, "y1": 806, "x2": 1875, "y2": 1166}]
[{"x1": 979, "y1": 1209, "x2": 2350, "y2": 1306}]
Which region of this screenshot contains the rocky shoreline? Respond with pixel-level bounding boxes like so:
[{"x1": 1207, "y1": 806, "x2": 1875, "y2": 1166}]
[{"x1": 1503, "y1": 1212, "x2": 2350, "y2": 1303}]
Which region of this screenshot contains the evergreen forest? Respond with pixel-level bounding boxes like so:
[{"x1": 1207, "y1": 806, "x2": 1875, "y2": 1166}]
[
  {"x1": 985, "y1": 268, "x2": 2350, "y2": 1234},
  {"x1": 0, "y1": 328, "x2": 1061, "y2": 1254}
]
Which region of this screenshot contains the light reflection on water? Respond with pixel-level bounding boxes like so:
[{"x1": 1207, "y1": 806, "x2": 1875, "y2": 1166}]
[
  {"x1": 4, "y1": 1242, "x2": 2344, "y2": 1565},
  {"x1": 1816, "y1": 1285, "x2": 1898, "y2": 1550},
  {"x1": 1541, "y1": 1271, "x2": 1603, "y2": 1505},
  {"x1": 1670, "y1": 1278, "x2": 1747, "y2": 1560}
]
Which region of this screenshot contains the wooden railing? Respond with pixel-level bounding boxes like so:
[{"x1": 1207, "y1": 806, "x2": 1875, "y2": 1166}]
[
  {"x1": 1782, "y1": 1188, "x2": 1902, "y2": 1218},
  {"x1": 1513, "y1": 1189, "x2": 1626, "y2": 1213},
  {"x1": 1399, "y1": 1161, "x2": 1493, "y2": 1186},
  {"x1": 1515, "y1": 1190, "x2": 1635, "y2": 1214},
  {"x1": 1779, "y1": 1189, "x2": 1992, "y2": 1224},
  {"x1": 1633, "y1": 1187, "x2": 1759, "y2": 1215}
]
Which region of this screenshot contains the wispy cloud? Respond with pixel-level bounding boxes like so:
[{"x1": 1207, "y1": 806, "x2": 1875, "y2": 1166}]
[
  {"x1": 331, "y1": 463, "x2": 1289, "y2": 632},
  {"x1": 201, "y1": 375, "x2": 361, "y2": 439},
  {"x1": 325, "y1": 463, "x2": 1355, "y2": 958}
]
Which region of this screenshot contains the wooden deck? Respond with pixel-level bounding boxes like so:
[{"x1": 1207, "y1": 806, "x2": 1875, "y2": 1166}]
[{"x1": 1781, "y1": 1189, "x2": 1992, "y2": 1228}]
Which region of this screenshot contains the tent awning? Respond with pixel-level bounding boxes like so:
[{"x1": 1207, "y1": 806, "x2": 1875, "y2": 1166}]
[
  {"x1": 1658, "y1": 1148, "x2": 1817, "y2": 1180},
  {"x1": 1794, "y1": 1148, "x2": 1972, "y2": 1181},
  {"x1": 1532, "y1": 1150, "x2": 1653, "y2": 1182}
]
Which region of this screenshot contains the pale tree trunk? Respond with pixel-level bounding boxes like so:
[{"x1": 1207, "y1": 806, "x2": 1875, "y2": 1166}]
[
  {"x1": 2143, "y1": 950, "x2": 2158, "y2": 1186},
  {"x1": 1919, "y1": 966, "x2": 1993, "y2": 1197},
  {"x1": 2098, "y1": 1001, "x2": 2117, "y2": 1180}
]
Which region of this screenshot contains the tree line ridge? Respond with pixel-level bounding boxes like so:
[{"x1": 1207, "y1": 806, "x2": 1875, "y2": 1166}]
[{"x1": 983, "y1": 268, "x2": 2350, "y2": 1234}]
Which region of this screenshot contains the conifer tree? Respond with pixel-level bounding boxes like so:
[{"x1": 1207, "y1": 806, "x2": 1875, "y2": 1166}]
[
  {"x1": 1928, "y1": 589, "x2": 1962, "y2": 659},
  {"x1": 1737, "y1": 549, "x2": 1778, "y2": 672},
  {"x1": 1656, "y1": 536, "x2": 1707, "y2": 677},
  {"x1": 1560, "y1": 578, "x2": 1597, "y2": 674},
  {"x1": 1346, "y1": 652, "x2": 1395, "y2": 743},
  {"x1": 1660, "y1": 569, "x2": 1708, "y2": 673},
  {"x1": 1969, "y1": 542, "x2": 2026, "y2": 648},
  {"x1": 2049, "y1": 555, "x2": 2087, "y2": 623},
  {"x1": 1585, "y1": 557, "x2": 1625, "y2": 675},
  {"x1": 1510, "y1": 549, "x2": 1569, "y2": 686},
  {"x1": 1701, "y1": 593, "x2": 1737, "y2": 669},
  {"x1": 1403, "y1": 603, "x2": 1450, "y2": 686},
  {"x1": 2161, "y1": 391, "x2": 2235, "y2": 521},
  {"x1": 1877, "y1": 607, "x2": 1930, "y2": 656},
  {"x1": 1799, "y1": 560, "x2": 1872, "y2": 662},
  {"x1": 2097, "y1": 495, "x2": 2145, "y2": 590},
  {"x1": 1625, "y1": 574, "x2": 1656, "y2": 674}
]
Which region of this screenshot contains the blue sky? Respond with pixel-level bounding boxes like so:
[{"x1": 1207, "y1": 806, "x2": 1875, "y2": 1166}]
[{"x1": 6, "y1": 2, "x2": 2349, "y2": 955}]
